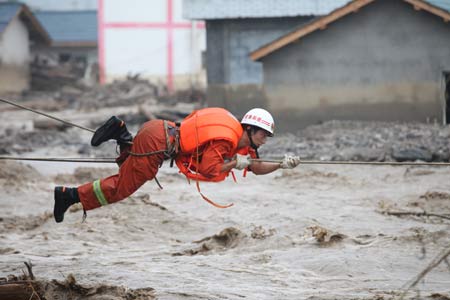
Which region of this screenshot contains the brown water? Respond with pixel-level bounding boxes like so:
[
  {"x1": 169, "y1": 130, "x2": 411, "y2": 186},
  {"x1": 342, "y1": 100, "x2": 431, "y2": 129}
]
[{"x1": 1, "y1": 160, "x2": 450, "y2": 299}]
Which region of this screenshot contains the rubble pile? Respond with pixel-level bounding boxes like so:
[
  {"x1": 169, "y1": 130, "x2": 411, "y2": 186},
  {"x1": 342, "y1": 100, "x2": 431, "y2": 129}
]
[
  {"x1": 0, "y1": 129, "x2": 83, "y2": 155},
  {"x1": 25, "y1": 75, "x2": 161, "y2": 111},
  {"x1": 27, "y1": 72, "x2": 205, "y2": 111},
  {"x1": 30, "y1": 59, "x2": 88, "y2": 91},
  {"x1": 260, "y1": 120, "x2": 450, "y2": 162},
  {"x1": 0, "y1": 77, "x2": 204, "y2": 155}
]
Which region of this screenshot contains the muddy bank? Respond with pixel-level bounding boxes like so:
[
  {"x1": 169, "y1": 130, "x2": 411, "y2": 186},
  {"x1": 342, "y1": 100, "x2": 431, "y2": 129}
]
[
  {"x1": 260, "y1": 120, "x2": 450, "y2": 162},
  {"x1": 1, "y1": 267, "x2": 155, "y2": 300}
]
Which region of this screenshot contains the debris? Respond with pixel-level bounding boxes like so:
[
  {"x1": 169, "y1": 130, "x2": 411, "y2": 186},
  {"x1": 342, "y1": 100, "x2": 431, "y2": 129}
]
[
  {"x1": 381, "y1": 210, "x2": 450, "y2": 221},
  {"x1": 260, "y1": 120, "x2": 450, "y2": 162},
  {"x1": 172, "y1": 227, "x2": 246, "y2": 256},
  {"x1": 0, "y1": 161, "x2": 43, "y2": 182},
  {"x1": 0, "y1": 213, "x2": 53, "y2": 233},
  {"x1": 308, "y1": 225, "x2": 346, "y2": 245},
  {"x1": 250, "y1": 225, "x2": 276, "y2": 240},
  {"x1": 398, "y1": 243, "x2": 450, "y2": 300},
  {"x1": 0, "y1": 266, "x2": 156, "y2": 300},
  {"x1": 420, "y1": 191, "x2": 450, "y2": 201}
]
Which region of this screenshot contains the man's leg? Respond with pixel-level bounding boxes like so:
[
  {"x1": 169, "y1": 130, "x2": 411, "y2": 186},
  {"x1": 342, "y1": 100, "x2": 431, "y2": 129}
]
[
  {"x1": 91, "y1": 116, "x2": 133, "y2": 147},
  {"x1": 79, "y1": 120, "x2": 167, "y2": 210},
  {"x1": 54, "y1": 120, "x2": 167, "y2": 222},
  {"x1": 54, "y1": 187, "x2": 80, "y2": 223}
]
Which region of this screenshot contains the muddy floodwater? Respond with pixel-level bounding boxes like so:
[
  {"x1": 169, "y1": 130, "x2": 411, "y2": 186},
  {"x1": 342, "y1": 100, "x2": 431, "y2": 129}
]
[
  {"x1": 1, "y1": 156, "x2": 450, "y2": 299},
  {"x1": 1, "y1": 97, "x2": 450, "y2": 299}
]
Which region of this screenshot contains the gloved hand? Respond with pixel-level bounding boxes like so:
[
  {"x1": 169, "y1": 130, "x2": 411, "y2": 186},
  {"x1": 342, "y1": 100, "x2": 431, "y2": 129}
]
[
  {"x1": 234, "y1": 154, "x2": 251, "y2": 170},
  {"x1": 280, "y1": 154, "x2": 301, "y2": 169}
]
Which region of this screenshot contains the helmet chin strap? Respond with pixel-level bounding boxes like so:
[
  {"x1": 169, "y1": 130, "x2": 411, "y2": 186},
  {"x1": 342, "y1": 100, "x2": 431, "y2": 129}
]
[{"x1": 246, "y1": 127, "x2": 260, "y2": 158}]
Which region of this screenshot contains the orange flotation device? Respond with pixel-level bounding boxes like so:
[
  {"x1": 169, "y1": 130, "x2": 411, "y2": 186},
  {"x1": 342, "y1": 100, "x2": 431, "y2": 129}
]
[{"x1": 175, "y1": 107, "x2": 243, "y2": 183}]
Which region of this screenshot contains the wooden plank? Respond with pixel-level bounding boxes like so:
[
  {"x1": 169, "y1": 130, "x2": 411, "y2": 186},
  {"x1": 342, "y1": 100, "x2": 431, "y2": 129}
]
[
  {"x1": 0, "y1": 283, "x2": 37, "y2": 300},
  {"x1": 250, "y1": 0, "x2": 376, "y2": 61}
]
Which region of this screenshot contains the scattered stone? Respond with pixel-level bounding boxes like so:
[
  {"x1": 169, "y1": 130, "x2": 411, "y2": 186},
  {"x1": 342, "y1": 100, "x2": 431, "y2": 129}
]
[
  {"x1": 260, "y1": 120, "x2": 450, "y2": 162},
  {"x1": 392, "y1": 147, "x2": 433, "y2": 162},
  {"x1": 250, "y1": 225, "x2": 276, "y2": 240}
]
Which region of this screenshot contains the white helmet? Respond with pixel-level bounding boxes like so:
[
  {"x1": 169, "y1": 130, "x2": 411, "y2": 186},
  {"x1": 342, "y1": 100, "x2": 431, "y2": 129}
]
[{"x1": 241, "y1": 108, "x2": 275, "y2": 136}]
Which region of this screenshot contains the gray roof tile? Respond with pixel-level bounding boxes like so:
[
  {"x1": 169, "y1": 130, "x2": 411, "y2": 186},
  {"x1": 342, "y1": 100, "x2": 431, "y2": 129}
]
[
  {"x1": 0, "y1": 3, "x2": 21, "y2": 33},
  {"x1": 183, "y1": 0, "x2": 352, "y2": 19},
  {"x1": 34, "y1": 10, "x2": 97, "y2": 43},
  {"x1": 183, "y1": 0, "x2": 450, "y2": 19}
]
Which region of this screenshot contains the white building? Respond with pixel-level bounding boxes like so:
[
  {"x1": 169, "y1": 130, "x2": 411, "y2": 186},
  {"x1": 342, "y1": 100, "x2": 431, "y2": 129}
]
[{"x1": 98, "y1": 0, "x2": 206, "y2": 91}]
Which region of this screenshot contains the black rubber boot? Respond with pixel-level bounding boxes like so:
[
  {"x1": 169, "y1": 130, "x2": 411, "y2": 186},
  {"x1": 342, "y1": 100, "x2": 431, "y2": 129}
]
[
  {"x1": 90, "y1": 116, "x2": 133, "y2": 147},
  {"x1": 54, "y1": 186, "x2": 80, "y2": 223}
]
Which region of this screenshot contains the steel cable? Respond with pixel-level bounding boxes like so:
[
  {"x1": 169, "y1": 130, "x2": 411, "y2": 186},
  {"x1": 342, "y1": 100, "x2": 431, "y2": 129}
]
[
  {"x1": 250, "y1": 158, "x2": 450, "y2": 167},
  {"x1": 2, "y1": 155, "x2": 450, "y2": 167},
  {"x1": 0, "y1": 156, "x2": 116, "y2": 163},
  {"x1": 0, "y1": 97, "x2": 95, "y2": 133}
]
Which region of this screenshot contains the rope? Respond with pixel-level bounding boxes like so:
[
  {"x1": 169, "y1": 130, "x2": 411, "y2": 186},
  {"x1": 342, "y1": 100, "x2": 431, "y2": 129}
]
[
  {"x1": 0, "y1": 156, "x2": 116, "y2": 163},
  {"x1": 0, "y1": 97, "x2": 95, "y2": 133},
  {"x1": 2, "y1": 97, "x2": 450, "y2": 167},
  {"x1": 127, "y1": 150, "x2": 167, "y2": 157},
  {"x1": 251, "y1": 158, "x2": 450, "y2": 167},
  {"x1": 2, "y1": 155, "x2": 450, "y2": 167}
]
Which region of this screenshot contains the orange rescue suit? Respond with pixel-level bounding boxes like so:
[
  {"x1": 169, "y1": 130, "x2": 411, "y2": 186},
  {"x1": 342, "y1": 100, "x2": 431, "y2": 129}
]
[
  {"x1": 77, "y1": 108, "x2": 253, "y2": 211},
  {"x1": 78, "y1": 120, "x2": 171, "y2": 210}
]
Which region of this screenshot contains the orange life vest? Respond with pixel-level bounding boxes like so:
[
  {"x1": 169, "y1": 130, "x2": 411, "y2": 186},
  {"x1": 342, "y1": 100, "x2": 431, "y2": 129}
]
[{"x1": 175, "y1": 107, "x2": 243, "y2": 182}]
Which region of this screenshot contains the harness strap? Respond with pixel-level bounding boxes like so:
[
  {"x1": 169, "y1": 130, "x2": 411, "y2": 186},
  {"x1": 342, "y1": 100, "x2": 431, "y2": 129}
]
[
  {"x1": 191, "y1": 114, "x2": 234, "y2": 208},
  {"x1": 163, "y1": 120, "x2": 179, "y2": 159},
  {"x1": 195, "y1": 181, "x2": 234, "y2": 209}
]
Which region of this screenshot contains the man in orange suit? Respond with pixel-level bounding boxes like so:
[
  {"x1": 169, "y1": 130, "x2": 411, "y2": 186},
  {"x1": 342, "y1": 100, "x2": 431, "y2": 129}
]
[{"x1": 54, "y1": 107, "x2": 301, "y2": 223}]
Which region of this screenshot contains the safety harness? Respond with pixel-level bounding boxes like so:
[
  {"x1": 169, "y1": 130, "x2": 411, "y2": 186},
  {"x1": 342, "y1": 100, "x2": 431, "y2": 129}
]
[
  {"x1": 246, "y1": 126, "x2": 260, "y2": 159},
  {"x1": 90, "y1": 118, "x2": 237, "y2": 209}
]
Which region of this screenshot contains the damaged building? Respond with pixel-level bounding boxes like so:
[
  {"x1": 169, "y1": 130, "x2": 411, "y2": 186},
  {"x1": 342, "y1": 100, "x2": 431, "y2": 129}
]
[
  {"x1": 32, "y1": 10, "x2": 98, "y2": 88},
  {"x1": 183, "y1": 0, "x2": 350, "y2": 117},
  {"x1": 35, "y1": 10, "x2": 98, "y2": 85},
  {"x1": 251, "y1": 0, "x2": 450, "y2": 131},
  {"x1": 0, "y1": 2, "x2": 50, "y2": 93}
]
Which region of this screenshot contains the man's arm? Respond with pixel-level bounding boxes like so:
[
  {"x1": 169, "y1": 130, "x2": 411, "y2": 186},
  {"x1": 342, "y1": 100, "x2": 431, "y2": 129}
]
[
  {"x1": 220, "y1": 159, "x2": 238, "y2": 173},
  {"x1": 249, "y1": 161, "x2": 280, "y2": 175},
  {"x1": 248, "y1": 154, "x2": 301, "y2": 175},
  {"x1": 197, "y1": 141, "x2": 234, "y2": 178}
]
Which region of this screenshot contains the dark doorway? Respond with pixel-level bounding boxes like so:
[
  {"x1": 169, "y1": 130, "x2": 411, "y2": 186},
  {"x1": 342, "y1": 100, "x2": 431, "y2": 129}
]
[{"x1": 445, "y1": 73, "x2": 450, "y2": 124}]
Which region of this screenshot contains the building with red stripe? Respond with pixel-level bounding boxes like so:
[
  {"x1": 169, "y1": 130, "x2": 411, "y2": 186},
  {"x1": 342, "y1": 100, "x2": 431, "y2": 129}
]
[{"x1": 98, "y1": 0, "x2": 205, "y2": 92}]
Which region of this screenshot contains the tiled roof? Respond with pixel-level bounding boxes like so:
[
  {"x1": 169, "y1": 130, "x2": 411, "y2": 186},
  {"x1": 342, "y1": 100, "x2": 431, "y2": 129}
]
[
  {"x1": 0, "y1": 2, "x2": 50, "y2": 43},
  {"x1": 0, "y1": 2, "x2": 21, "y2": 33},
  {"x1": 34, "y1": 10, "x2": 97, "y2": 44},
  {"x1": 183, "y1": 0, "x2": 450, "y2": 19},
  {"x1": 183, "y1": 0, "x2": 352, "y2": 19}
]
